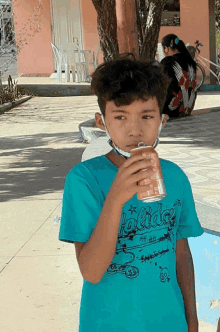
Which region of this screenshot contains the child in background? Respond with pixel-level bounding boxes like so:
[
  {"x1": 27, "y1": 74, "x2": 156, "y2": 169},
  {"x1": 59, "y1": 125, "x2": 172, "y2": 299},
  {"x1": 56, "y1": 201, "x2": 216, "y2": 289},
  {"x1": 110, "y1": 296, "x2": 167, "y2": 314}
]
[{"x1": 59, "y1": 53, "x2": 203, "y2": 332}]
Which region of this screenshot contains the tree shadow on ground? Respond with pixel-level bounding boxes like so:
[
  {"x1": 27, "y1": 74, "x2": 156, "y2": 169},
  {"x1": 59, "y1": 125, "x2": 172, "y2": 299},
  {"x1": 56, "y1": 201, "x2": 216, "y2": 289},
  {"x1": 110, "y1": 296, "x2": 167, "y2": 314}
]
[
  {"x1": 1, "y1": 111, "x2": 220, "y2": 203},
  {"x1": 0, "y1": 132, "x2": 87, "y2": 202},
  {"x1": 160, "y1": 111, "x2": 220, "y2": 150}
]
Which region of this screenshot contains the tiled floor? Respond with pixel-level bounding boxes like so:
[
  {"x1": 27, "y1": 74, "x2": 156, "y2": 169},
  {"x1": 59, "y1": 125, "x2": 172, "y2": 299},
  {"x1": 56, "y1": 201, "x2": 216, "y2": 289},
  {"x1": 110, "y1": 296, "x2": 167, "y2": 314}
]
[{"x1": 0, "y1": 95, "x2": 220, "y2": 332}]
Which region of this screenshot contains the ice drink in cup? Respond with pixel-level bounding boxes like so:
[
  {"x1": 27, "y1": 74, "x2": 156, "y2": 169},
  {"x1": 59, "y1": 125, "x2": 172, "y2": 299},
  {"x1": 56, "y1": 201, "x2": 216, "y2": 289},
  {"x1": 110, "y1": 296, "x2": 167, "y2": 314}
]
[{"x1": 130, "y1": 143, "x2": 166, "y2": 202}]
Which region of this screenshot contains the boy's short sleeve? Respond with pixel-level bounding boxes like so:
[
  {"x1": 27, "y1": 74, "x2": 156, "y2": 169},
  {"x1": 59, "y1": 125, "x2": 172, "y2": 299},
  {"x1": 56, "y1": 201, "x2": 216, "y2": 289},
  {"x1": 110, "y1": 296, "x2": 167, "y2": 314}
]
[
  {"x1": 59, "y1": 164, "x2": 104, "y2": 243},
  {"x1": 176, "y1": 172, "x2": 204, "y2": 241}
]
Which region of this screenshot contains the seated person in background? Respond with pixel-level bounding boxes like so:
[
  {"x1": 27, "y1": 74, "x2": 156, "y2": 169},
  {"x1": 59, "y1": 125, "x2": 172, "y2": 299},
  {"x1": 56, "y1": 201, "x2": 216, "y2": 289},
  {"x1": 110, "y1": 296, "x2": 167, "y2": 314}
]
[{"x1": 161, "y1": 34, "x2": 197, "y2": 118}]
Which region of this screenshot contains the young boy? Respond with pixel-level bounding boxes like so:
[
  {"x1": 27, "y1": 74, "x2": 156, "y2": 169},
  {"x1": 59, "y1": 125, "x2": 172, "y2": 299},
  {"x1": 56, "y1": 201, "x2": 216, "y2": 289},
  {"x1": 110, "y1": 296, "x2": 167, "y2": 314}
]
[{"x1": 59, "y1": 54, "x2": 204, "y2": 332}]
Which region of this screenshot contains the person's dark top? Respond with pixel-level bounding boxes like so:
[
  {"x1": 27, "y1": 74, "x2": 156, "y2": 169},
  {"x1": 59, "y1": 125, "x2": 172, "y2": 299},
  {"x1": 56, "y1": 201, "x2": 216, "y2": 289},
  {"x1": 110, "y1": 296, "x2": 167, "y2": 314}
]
[{"x1": 161, "y1": 53, "x2": 197, "y2": 118}]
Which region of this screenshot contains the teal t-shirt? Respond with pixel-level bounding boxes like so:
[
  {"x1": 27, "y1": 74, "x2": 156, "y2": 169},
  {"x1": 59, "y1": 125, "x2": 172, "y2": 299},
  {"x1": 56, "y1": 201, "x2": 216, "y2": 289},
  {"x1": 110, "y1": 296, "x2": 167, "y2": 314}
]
[{"x1": 59, "y1": 155, "x2": 204, "y2": 332}]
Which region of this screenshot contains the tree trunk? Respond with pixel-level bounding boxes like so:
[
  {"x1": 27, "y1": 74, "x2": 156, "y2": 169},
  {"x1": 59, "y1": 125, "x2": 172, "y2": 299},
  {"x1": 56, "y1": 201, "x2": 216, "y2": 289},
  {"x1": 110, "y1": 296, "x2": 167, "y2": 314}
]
[
  {"x1": 139, "y1": 0, "x2": 167, "y2": 60},
  {"x1": 115, "y1": 0, "x2": 139, "y2": 59},
  {"x1": 135, "y1": 0, "x2": 148, "y2": 55},
  {"x1": 92, "y1": 0, "x2": 167, "y2": 62},
  {"x1": 91, "y1": 0, "x2": 119, "y2": 61}
]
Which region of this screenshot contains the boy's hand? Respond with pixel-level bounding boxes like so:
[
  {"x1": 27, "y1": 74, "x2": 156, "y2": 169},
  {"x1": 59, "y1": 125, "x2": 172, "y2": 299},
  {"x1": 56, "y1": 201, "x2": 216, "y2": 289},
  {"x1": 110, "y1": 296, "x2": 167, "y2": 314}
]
[{"x1": 107, "y1": 153, "x2": 156, "y2": 206}]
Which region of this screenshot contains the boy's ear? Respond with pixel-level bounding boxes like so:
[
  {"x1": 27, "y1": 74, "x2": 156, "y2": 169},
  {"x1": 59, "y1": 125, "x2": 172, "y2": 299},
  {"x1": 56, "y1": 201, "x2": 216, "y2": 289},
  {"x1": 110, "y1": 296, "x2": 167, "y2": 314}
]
[
  {"x1": 162, "y1": 114, "x2": 169, "y2": 128},
  {"x1": 95, "y1": 112, "x2": 105, "y2": 130}
]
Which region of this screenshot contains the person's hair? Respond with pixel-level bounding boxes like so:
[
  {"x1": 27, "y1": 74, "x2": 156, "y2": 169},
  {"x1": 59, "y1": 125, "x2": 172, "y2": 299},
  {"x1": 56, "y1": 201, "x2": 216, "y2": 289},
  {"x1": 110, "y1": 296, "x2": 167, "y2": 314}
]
[
  {"x1": 161, "y1": 34, "x2": 197, "y2": 71},
  {"x1": 91, "y1": 53, "x2": 170, "y2": 116}
]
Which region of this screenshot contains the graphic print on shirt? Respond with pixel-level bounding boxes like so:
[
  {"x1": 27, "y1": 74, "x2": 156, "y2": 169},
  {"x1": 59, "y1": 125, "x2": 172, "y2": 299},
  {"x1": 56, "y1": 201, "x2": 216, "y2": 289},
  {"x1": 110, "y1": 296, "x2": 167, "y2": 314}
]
[
  {"x1": 168, "y1": 61, "x2": 197, "y2": 116},
  {"x1": 159, "y1": 267, "x2": 170, "y2": 283},
  {"x1": 107, "y1": 200, "x2": 181, "y2": 280}
]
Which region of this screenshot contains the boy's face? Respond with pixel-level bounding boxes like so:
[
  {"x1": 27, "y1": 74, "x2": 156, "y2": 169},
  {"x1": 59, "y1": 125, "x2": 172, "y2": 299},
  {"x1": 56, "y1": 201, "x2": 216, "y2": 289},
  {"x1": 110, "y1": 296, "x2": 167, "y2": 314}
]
[{"x1": 95, "y1": 97, "x2": 168, "y2": 154}]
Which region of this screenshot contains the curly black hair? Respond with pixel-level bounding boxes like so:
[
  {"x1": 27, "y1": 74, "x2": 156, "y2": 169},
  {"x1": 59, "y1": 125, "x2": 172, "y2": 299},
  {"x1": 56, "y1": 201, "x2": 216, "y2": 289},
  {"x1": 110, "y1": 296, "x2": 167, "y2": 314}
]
[{"x1": 91, "y1": 53, "x2": 170, "y2": 116}]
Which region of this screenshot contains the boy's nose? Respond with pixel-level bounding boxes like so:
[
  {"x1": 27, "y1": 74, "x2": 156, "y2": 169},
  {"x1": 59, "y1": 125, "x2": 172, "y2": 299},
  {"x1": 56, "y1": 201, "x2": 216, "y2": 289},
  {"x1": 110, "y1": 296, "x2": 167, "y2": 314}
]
[{"x1": 127, "y1": 122, "x2": 144, "y2": 136}]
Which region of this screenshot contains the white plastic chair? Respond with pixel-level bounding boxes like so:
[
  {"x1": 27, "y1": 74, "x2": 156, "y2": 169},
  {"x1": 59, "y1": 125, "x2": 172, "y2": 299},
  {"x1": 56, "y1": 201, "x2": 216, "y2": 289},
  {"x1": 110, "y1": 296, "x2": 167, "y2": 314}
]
[
  {"x1": 90, "y1": 43, "x2": 101, "y2": 71},
  {"x1": 66, "y1": 39, "x2": 89, "y2": 82},
  {"x1": 66, "y1": 42, "x2": 87, "y2": 82},
  {"x1": 72, "y1": 40, "x2": 87, "y2": 82},
  {"x1": 51, "y1": 43, "x2": 68, "y2": 83}
]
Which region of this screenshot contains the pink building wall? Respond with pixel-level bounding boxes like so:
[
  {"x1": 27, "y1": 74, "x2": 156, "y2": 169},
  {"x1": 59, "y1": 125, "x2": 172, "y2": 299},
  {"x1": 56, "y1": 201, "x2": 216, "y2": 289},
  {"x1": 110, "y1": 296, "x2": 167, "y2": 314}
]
[
  {"x1": 80, "y1": 0, "x2": 103, "y2": 66},
  {"x1": 80, "y1": 0, "x2": 212, "y2": 77},
  {"x1": 158, "y1": 0, "x2": 211, "y2": 77},
  {"x1": 13, "y1": 0, "x2": 54, "y2": 76},
  {"x1": 13, "y1": 0, "x2": 213, "y2": 78}
]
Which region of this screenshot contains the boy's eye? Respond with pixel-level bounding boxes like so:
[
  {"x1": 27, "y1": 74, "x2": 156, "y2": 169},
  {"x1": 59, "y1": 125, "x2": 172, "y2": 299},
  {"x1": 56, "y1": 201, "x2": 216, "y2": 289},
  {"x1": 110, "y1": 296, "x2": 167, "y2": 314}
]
[
  {"x1": 115, "y1": 116, "x2": 152, "y2": 120},
  {"x1": 143, "y1": 116, "x2": 152, "y2": 119},
  {"x1": 115, "y1": 116, "x2": 125, "y2": 120}
]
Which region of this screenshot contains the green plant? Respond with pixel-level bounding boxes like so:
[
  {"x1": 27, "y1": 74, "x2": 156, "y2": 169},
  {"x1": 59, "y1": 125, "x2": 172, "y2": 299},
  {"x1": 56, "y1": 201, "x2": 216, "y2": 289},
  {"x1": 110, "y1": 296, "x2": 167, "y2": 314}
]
[{"x1": 0, "y1": 74, "x2": 21, "y2": 105}]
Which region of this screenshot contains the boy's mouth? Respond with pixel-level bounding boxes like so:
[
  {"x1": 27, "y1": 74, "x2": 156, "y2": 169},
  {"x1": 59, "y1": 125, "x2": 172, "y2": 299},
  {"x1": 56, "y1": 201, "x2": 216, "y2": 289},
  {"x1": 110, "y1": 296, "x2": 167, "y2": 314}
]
[
  {"x1": 127, "y1": 142, "x2": 141, "y2": 146},
  {"x1": 127, "y1": 143, "x2": 141, "y2": 148}
]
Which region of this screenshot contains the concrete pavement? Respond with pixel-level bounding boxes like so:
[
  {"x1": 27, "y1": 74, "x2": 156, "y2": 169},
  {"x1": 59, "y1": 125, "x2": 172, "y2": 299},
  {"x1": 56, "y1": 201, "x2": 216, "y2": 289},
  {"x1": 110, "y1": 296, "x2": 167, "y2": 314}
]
[{"x1": 0, "y1": 91, "x2": 220, "y2": 332}]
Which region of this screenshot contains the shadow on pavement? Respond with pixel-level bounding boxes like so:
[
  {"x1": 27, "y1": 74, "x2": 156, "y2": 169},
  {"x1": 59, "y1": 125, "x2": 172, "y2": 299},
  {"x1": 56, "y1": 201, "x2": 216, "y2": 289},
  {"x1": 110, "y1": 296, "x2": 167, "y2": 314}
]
[
  {"x1": 1, "y1": 110, "x2": 220, "y2": 202},
  {"x1": 160, "y1": 112, "x2": 220, "y2": 150},
  {"x1": 0, "y1": 132, "x2": 86, "y2": 202}
]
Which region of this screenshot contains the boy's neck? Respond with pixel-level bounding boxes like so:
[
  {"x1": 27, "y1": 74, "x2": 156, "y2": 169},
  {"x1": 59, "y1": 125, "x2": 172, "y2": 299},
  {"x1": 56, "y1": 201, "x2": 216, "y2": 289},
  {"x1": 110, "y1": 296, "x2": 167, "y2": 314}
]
[{"x1": 105, "y1": 150, "x2": 125, "y2": 168}]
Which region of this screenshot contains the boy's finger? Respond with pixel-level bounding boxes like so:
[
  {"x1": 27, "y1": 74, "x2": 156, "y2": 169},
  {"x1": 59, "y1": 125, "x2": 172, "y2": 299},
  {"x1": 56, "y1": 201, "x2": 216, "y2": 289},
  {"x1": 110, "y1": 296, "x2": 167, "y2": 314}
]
[{"x1": 122, "y1": 153, "x2": 148, "y2": 168}]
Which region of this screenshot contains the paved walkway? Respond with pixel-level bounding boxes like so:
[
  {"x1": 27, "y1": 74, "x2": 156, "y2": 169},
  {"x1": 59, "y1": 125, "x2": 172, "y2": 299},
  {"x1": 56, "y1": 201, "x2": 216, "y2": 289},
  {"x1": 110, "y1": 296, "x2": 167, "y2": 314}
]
[{"x1": 0, "y1": 92, "x2": 220, "y2": 332}]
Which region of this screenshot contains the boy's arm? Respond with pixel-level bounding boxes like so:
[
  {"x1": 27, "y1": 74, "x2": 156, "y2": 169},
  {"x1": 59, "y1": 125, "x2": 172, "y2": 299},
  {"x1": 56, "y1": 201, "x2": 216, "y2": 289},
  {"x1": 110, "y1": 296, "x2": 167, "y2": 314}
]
[
  {"x1": 76, "y1": 154, "x2": 155, "y2": 285},
  {"x1": 176, "y1": 238, "x2": 199, "y2": 332},
  {"x1": 77, "y1": 192, "x2": 123, "y2": 284}
]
